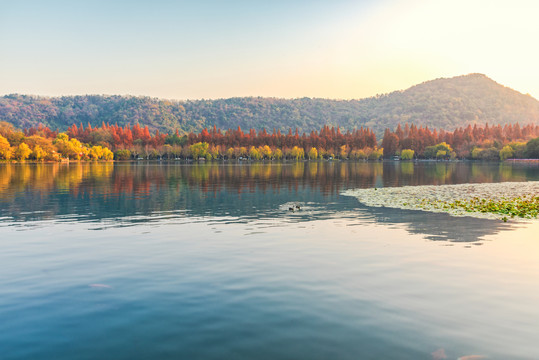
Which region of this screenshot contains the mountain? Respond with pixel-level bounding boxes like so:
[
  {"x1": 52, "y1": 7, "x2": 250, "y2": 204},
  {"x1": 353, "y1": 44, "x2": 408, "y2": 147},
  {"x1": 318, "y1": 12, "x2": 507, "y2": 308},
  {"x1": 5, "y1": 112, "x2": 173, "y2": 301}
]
[
  {"x1": 1, "y1": 74, "x2": 538, "y2": 136},
  {"x1": 358, "y1": 73, "x2": 539, "y2": 131}
]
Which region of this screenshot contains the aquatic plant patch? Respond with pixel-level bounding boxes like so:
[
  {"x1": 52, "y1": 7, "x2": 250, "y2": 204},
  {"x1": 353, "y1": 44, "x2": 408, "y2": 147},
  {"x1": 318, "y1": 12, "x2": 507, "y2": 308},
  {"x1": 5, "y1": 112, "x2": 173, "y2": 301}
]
[{"x1": 342, "y1": 181, "x2": 539, "y2": 221}]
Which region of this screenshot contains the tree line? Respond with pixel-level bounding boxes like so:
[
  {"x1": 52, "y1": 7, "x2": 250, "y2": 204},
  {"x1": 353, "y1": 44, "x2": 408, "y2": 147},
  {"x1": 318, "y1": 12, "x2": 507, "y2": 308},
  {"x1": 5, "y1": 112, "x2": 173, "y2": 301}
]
[
  {"x1": 381, "y1": 122, "x2": 539, "y2": 160},
  {"x1": 1, "y1": 120, "x2": 538, "y2": 161},
  {"x1": 0, "y1": 122, "x2": 113, "y2": 161}
]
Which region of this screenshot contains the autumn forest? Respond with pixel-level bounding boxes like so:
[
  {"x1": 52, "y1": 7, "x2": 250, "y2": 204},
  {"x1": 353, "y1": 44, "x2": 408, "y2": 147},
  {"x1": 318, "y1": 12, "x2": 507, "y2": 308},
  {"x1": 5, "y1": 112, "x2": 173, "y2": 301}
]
[{"x1": 0, "y1": 120, "x2": 538, "y2": 162}]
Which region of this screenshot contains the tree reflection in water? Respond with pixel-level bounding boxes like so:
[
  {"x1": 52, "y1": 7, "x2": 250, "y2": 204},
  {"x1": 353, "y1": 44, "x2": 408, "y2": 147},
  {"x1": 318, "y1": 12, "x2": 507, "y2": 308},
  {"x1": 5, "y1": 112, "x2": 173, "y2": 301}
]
[{"x1": 0, "y1": 161, "x2": 537, "y2": 242}]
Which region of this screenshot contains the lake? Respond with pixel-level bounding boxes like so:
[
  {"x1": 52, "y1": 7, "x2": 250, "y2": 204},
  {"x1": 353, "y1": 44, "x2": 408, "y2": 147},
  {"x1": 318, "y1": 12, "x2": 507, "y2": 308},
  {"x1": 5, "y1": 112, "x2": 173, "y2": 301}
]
[{"x1": 1, "y1": 161, "x2": 538, "y2": 360}]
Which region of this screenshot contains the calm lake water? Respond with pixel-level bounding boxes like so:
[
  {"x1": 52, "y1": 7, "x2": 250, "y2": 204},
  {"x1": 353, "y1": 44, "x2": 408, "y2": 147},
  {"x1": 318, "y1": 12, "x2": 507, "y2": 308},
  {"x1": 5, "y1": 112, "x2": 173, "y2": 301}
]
[{"x1": 1, "y1": 161, "x2": 538, "y2": 360}]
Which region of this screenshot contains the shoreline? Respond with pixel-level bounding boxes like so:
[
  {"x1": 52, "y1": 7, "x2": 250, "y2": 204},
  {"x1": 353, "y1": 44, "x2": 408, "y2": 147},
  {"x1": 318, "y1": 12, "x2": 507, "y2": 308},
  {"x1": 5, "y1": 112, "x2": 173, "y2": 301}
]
[{"x1": 2, "y1": 158, "x2": 538, "y2": 164}]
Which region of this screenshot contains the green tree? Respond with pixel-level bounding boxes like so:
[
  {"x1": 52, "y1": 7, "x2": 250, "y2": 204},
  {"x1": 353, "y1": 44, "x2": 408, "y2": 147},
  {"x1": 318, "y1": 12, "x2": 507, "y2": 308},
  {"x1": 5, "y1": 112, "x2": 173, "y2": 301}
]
[
  {"x1": 190, "y1": 142, "x2": 209, "y2": 160},
  {"x1": 508, "y1": 142, "x2": 526, "y2": 158},
  {"x1": 436, "y1": 150, "x2": 447, "y2": 159},
  {"x1": 165, "y1": 134, "x2": 187, "y2": 146},
  {"x1": 114, "y1": 149, "x2": 132, "y2": 160},
  {"x1": 400, "y1": 149, "x2": 414, "y2": 160},
  {"x1": 425, "y1": 142, "x2": 454, "y2": 159},
  {"x1": 525, "y1": 137, "x2": 539, "y2": 158},
  {"x1": 499, "y1": 145, "x2": 514, "y2": 161},
  {"x1": 471, "y1": 147, "x2": 483, "y2": 159}
]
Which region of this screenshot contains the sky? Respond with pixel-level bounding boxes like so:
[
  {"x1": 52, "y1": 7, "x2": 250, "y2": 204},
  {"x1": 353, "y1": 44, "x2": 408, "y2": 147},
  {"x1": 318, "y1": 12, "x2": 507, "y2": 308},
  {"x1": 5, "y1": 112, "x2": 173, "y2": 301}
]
[{"x1": 1, "y1": 0, "x2": 538, "y2": 100}]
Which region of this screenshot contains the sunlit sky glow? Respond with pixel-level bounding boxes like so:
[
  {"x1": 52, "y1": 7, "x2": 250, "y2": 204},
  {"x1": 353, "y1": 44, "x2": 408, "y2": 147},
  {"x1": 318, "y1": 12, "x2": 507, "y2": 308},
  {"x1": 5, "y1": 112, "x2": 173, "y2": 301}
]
[{"x1": 1, "y1": 0, "x2": 538, "y2": 100}]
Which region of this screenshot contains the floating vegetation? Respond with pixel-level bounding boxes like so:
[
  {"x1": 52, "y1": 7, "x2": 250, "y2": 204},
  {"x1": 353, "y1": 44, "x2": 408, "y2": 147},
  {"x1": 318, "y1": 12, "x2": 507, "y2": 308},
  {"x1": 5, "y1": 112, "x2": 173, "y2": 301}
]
[{"x1": 342, "y1": 181, "x2": 539, "y2": 221}]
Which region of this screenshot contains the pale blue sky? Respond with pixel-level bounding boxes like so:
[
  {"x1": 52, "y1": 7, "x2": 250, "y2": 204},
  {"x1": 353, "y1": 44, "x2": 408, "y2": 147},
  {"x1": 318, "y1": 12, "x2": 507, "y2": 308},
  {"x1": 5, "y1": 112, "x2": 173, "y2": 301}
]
[{"x1": 1, "y1": 0, "x2": 538, "y2": 99}]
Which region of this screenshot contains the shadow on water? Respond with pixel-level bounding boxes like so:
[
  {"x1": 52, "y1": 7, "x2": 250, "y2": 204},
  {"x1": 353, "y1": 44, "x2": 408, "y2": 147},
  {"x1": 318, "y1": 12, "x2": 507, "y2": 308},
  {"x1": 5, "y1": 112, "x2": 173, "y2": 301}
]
[
  {"x1": 0, "y1": 161, "x2": 537, "y2": 242},
  {"x1": 355, "y1": 204, "x2": 511, "y2": 243}
]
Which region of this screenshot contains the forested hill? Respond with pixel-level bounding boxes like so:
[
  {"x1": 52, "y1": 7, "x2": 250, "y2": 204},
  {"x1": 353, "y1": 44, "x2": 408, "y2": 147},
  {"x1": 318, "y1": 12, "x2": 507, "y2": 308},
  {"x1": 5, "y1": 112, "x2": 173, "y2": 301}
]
[
  {"x1": 359, "y1": 73, "x2": 539, "y2": 131},
  {"x1": 1, "y1": 73, "x2": 538, "y2": 136}
]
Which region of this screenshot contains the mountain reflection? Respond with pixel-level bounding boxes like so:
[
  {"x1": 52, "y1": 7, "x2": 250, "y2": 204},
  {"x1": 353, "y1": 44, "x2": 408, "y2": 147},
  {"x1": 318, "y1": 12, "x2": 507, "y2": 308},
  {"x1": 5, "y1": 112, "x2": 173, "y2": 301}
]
[{"x1": 0, "y1": 162, "x2": 537, "y2": 242}]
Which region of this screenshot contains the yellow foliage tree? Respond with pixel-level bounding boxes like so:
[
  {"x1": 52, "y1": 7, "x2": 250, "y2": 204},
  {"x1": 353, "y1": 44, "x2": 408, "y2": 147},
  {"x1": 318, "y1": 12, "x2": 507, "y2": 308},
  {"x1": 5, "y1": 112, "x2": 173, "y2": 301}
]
[
  {"x1": 307, "y1": 147, "x2": 318, "y2": 160},
  {"x1": 68, "y1": 138, "x2": 87, "y2": 160},
  {"x1": 189, "y1": 142, "x2": 209, "y2": 160},
  {"x1": 102, "y1": 147, "x2": 114, "y2": 160},
  {"x1": 350, "y1": 149, "x2": 367, "y2": 160},
  {"x1": 32, "y1": 145, "x2": 46, "y2": 161},
  {"x1": 0, "y1": 134, "x2": 12, "y2": 160},
  {"x1": 226, "y1": 147, "x2": 235, "y2": 159},
  {"x1": 249, "y1": 146, "x2": 262, "y2": 160},
  {"x1": 339, "y1": 145, "x2": 349, "y2": 159},
  {"x1": 260, "y1": 145, "x2": 272, "y2": 159},
  {"x1": 239, "y1": 147, "x2": 248, "y2": 158},
  {"x1": 89, "y1": 145, "x2": 104, "y2": 160},
  {"x1": 209, "y1": 145, "x2": 219, "y2": 160},
  {"x1": 15, "y1": 143, "x2": 32, "y2": 161},
  {"x1": 290, "y1": 146, "x2": 304, "y2": 160},
  {"x1": 369, "y1": 148, "x2": 383, "y2": 160}
]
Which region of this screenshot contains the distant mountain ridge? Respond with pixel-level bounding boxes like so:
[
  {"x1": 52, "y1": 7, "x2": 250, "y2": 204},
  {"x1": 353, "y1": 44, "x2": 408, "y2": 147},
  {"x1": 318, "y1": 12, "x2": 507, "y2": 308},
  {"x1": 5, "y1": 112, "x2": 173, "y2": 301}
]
[
  {"x1": 1, "y1": 73, "x2": 538, "y2": 136},
  {"x1": 359, "y1": 73, "x2": 539, "y2": 131}
]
